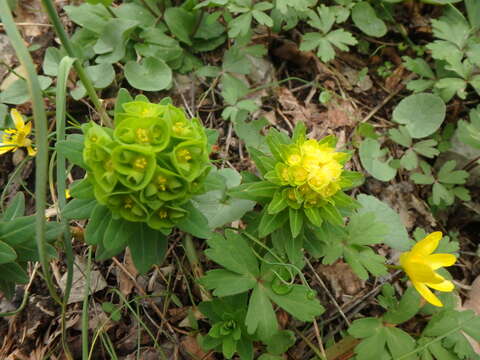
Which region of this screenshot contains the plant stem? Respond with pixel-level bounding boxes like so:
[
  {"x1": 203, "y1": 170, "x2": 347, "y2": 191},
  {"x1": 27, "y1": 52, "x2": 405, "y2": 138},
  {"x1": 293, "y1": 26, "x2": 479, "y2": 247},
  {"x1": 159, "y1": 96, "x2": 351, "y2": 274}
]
[
  {"x1": 40, "y1": 0, "x2": 112, "y2": 127},
  {"x1": 182, "y1": 234, "x2": 211, "y2": 300},
  {"x1": 82, "y1": 246, "x2": 93, "y2": 360},
  {"x1": 57, "y1": 56, "x2": 76, "y2": 360},
  {"x1": 0, "y1": 0, "x2": 62, "y2": 305}
]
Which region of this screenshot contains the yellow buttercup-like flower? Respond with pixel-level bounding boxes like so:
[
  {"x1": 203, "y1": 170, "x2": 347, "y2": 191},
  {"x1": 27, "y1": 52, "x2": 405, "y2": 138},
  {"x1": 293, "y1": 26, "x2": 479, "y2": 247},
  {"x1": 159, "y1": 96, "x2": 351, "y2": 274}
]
[
  {"x1": 0, "y1": 109, "x2": 36, "y2": 156},
  {"x1": 400, "y1": 232, "x2": 456, "y2": 307}
]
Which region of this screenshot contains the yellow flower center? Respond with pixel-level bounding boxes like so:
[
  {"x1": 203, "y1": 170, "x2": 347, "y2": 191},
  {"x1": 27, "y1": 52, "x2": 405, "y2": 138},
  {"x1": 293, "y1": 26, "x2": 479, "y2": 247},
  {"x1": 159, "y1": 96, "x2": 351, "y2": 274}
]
[
  {"x1": 90, "y1": 135, "x2": 98, "y2": 143},
  {"x1": 287, "y1": 189, "x2": 296, "y2": 201},
  {"x1": 157, "y1": 176, "x2": 167, "y2": 191},
  {"x1": 178, "y1": 149, "x2": 192, "y2": 162},
  {"x1": 124, "y1": 198, "x2": 133, "y2": 209},
  {"x1": 287, "y1": 154, "x2": 302, "y2": 166},
  {"x1": 172, "y1": 122, "x2": 189, "y2": 135},
  {"x1": 158, "y1": 209, "x2": 168, "y2": 219},
  {"x1": 136, "y1": 128, "x2": 150, "y2": 143},
  {"x1": 133, "y1": 157, "x2": 148, "y2": 170}
]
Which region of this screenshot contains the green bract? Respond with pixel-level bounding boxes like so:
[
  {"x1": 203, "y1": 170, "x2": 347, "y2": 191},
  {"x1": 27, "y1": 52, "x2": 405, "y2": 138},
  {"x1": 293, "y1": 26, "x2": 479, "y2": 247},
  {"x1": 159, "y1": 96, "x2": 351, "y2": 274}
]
[
  {"x1": 230, "y1": 122, "x2": 363, "y2": 238},
  {"x1": 82, "y1": 99, "x2": 210, "y2": 231}
]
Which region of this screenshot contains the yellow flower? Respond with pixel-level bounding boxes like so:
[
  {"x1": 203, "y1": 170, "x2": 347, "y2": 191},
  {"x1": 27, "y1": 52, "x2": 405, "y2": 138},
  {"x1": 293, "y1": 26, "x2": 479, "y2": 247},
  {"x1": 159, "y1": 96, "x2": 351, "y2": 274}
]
[
  {"x1": 400, "y1": 232, "x2": 456, "y2": 307},
  {"x1": 0, "y1": 109, "x2": 36, "y2": 156}
]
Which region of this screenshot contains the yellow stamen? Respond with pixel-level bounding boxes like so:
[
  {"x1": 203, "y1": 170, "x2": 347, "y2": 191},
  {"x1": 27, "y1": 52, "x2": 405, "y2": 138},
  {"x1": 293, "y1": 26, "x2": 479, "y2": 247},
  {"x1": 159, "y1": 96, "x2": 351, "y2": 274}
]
[
  {"x1": 178, "y1": 149, "x2": 192, "y2": 162},
  {"x1": 157, "y1": 176, "x2": 167, "y2": 191},
  {"x1": 124, "y1": 198, "x2": 133, "y2": 209},
  {"x1": 134, "y1": 157, "x2": 148, "y2": 170},
  {"x1": 135, "y1": 128, "x2": 150, "y2": 143},
  {"x1": 158, "y1": 209, "x2": 168, "y2": 219}
]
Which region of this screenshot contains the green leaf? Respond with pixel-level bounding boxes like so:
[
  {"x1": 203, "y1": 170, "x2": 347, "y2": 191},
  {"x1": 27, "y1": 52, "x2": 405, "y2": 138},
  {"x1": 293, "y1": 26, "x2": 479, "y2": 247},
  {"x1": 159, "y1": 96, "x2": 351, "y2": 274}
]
[
  {"x1": 356, "y1": 194, "x2": 411, "y2": 250},
  {"x1": 382, "y1": 287, "x2": 421, "y2": 325},
  {"x1": 349, "y1": 318, "x2": 383, "y2": 338},
  {"x1": 432, "y1": 182, "x2": 454, "y2": 205},
  {"x1": 234, "y1": 117, "x2": 269, "y2": 153},
  {"x1": 56, "y1": 134, "x2": 86, "y2": 168},
  {"x1": 438, "y1": 160, "x2": 469, "y2": 184},
  {"x1": 0, "y1": 240, "x2": 17, "y2": 264},
  {"x1": 245, "y1": 285, "x2": 278, "y2": 340},
  {"x1": 258, "y1": 209, "x2": 289, "y2": 237},
  {"x1": 205, "y1": 231, "x2": 259, "y2": 277},
  {"x1": 193, "y1": 168, "x2": 255, "y2": 229},
  {"x1": 0, "y1": 76, "x2": 52, "y2": 104},
  {"x1": 457, "y1": 106, "x2": 480, "y2": 149},
  {"x1": 228, "y1": 181, "x2": 278, "y2": 200},
  {"x1": 289, "y1": 208, "x2": 303, "y2": 238},
  {"x1": 0, "y1": 216, "x2": 36, "y2": 246},
  {"x1": 411, "y1": 172, "x2": 435, "y2": 185},
  {"x1": 223, "y1": 46, "x2": 251, "y2": 74},
  {"x1": 43, "y1": 47, "x2": 65, "y2": 76},
  {"x1": 403, "y1": 56, "x2": 435, "y2": 79},
  {"x1": 69, "y1": 178, "x2": 95, "y2": 200},
  {"x1": 352, "y1": 2, "x2": 387, "y2": 38},
  {"x1": 124, "y1": 57, "x2": 172, "y2": 91},
  {"x1": 392, "y1": 93, "x2": 446, "y2": 139},
  {"x1": 128, "y1": 223, "x2": 168, "y2": 274},
  {"x1": 200, "y1": 269, "x2": 256, "y2": 296},
  {"x1": 384, "y1": 327, "x2": 417, "y2": 359},
  {"x1": 347, "y1": 212, "x2": 389, "y2": 246},
  {"x1": 92, "y1": 18, "x2": 138, "y2": 63},
  {"x1": 413, "y1": 139, "x2": 439, "y2": 158},
  {"x1": 318, "y1": 203, "x2": 343, "y2": 226},
  {"x1": 268, "y1": 190, "x2": 288, "y2": 214},
  {"x1": 221, "y1": 73, "x2": 249, "y2": 105},
  {"x1": 304, "y1": 206, "x2": 323, "y2": 228},
  {"x1": 62, "y1": 198, "x2": 97, "y2": 220},
  {"x1": 265, "y1": 330, "x2": 296, "y2": 355},
  {"x1": 388, "y1": 127, "x2": 412, "y2": 148},
  {"x1": 0, "y1": 262, "x2": 29, "y2": 284},
  {"x1": 3, "y1": 192, "x2": 25, "y2": 221},
  {"x1": 266, "y1": 285, "x2": 325, "y2": 322},
  {"x1": 400, "y1": 149, "x2": 418, "y2": 171},
  {"x1": 359, "y1": 138, "x2": 397, "y2": 182},
  {"x1": 103, "y1": 217, "x2": 135, "y2": 250},
  {"x1": 64, "y1": 3, "x2": 111, "y2": 34},
  {"x1": 85, "y1": 205, "x2": 111, "y2": 245},
  {"x1": 177, "y1": 202, "x2": 213, "y2": 239},
  {"x1": 164, "y1": 7, "x2": 196, "y2": 45}
]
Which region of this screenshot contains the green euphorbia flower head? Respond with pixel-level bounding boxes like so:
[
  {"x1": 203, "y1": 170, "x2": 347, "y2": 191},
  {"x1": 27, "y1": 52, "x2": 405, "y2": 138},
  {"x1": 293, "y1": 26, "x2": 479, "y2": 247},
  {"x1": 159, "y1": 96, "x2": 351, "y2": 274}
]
[{"x1": 82, "y1": 98, "x2": 211, "y2": 230}]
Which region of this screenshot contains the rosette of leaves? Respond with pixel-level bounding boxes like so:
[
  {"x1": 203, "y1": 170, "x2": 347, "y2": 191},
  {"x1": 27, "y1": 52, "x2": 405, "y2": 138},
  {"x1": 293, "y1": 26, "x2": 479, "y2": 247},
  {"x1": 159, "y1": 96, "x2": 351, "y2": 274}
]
[
  {"x1": 198, "y1": 295, "x2": 255, "y2": 359},
  {"x1": 57, "y1": 91, "x2": 213, "y2": 272},
  {"x1": 0, "y1": 193, "x2": 61, "y2": 299},
  {"x1": 229, "y1": 122, "x2": 363, "y2": 238},
  {"x1": 199, "y1": 230, "x2": 324, "y2": 343}
]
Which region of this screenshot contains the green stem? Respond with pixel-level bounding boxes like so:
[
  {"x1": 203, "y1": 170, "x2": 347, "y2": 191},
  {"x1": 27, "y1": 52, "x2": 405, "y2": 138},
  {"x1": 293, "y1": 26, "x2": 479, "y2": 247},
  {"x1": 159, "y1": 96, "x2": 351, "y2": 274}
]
[
  {"x1": 0, "y1": 0, "x2": 62, "y2": 305},
  {"x1": 82, "y1": 246, "x2": 93, "y2": 360},
  {"x1": 57, "y1": 56, "x2": 76, "y2": 360},
  {"x1": 40, "y1": 0, "x2": 112, "y2": 127}
]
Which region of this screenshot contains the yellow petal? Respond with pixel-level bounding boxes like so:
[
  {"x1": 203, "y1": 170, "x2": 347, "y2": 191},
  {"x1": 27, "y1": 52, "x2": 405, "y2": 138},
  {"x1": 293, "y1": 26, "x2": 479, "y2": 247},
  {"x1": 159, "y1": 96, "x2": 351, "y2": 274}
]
[
  {"x1": 27, "y1": 145, "x2": 37, "y2": 157},
  {"x1": 411, "y1": 231, "x2": 442, "y2": 256},
  {"x1": 0, "y1": 144, "x2": 15, "y2": 154},
  {"x1": 426, "y1": 279, "x2": 454, "y2": 292},
  {"x1": 426, "y1": 253, "x2": 457, "y2": 270},
  {"x1": 23, "y1": 121, "x2": 32, "y2": 135},
  {"x1": 404, "y1": 261, "x2": 444, "y2": 284},
  {"x1": 10, "y1": 109, "x2": 25, "y2": 130},
  {"x1": 413, "y1": 281, "x2": 443, "y2": 307}
]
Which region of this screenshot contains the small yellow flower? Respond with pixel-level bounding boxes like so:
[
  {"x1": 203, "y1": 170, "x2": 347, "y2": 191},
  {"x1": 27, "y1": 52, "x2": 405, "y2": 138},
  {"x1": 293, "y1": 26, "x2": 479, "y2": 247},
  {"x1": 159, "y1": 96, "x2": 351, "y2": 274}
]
[
  {"x1": 0, "y1": 109, "x2": 36, "y2": 156},
  {"x1": 400, "y1": 232, "x2": 456, "y2": 307}
]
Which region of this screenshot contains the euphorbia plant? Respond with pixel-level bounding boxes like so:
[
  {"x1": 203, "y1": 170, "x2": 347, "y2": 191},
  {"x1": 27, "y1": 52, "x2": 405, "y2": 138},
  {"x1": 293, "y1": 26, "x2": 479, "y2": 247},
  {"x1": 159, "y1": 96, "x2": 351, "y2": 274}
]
[
  {"x1": 58, "y1": 91, "x2": 213, "y2": 272},
  {"x1": 230, "y1": 122, "x2": 363, "y2": 238}
]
